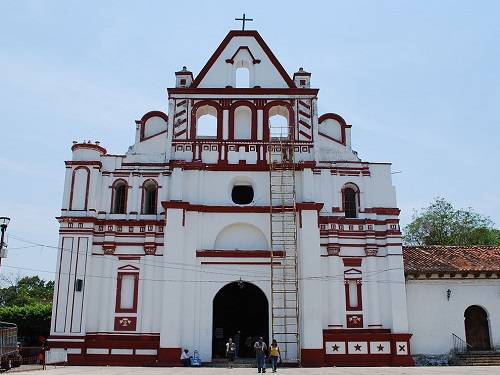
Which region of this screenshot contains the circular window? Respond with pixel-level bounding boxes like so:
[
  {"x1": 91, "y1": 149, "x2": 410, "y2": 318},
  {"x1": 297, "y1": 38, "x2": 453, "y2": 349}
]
[{"x1": 231, "y1": 185, "x2": 254, "y2": 205}]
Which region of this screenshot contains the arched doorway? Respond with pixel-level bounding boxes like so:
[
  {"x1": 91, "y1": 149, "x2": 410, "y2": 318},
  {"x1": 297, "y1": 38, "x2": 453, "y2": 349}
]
[
  {"x1": 212, "y1": 281, "x2": 268, "y2": 358},
  {"x1": 464, "y1": 305, "x2": 491, "y2": 350}
]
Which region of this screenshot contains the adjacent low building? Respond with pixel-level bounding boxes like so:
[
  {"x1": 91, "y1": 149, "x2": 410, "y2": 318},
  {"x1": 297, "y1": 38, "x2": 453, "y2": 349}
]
[{"x1": 404, "y1": 246, "x2": 500, "y2": 364}]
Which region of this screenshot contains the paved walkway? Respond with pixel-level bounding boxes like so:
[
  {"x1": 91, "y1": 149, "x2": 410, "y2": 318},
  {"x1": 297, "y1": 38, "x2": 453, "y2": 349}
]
[{"x1": 16, "y1": 366, "x2": 500, "y2": 374}]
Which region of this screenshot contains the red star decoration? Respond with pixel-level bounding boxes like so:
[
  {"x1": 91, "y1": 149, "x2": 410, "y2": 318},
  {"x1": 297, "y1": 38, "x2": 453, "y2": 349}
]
[
  {"x1": 354, "y1": 344, "x2": 362, "y2": 351},
  {"x1": 377, "y1": 344, "x2": 384, "y2": 351}
]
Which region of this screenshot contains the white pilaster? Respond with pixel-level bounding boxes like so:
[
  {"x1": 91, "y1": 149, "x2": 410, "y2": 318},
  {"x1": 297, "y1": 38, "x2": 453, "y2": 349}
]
[
  {"x1": 299, "y1": 210, "x2": 323, "y2": 349},
  {"x1": 364, "y1": 248, "x2": 381, "y2": 327}
]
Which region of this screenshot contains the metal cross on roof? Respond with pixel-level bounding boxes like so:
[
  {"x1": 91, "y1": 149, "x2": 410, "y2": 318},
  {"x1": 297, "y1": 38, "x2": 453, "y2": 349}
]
[{"x1": 235, "y1": 13, "x2": 253, "y2": 30}]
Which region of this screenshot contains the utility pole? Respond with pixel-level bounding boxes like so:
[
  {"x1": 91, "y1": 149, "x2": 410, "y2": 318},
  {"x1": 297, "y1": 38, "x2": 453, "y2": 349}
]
[{"x1": 0, "y1": 217, "x2": 11, "y2": 266}]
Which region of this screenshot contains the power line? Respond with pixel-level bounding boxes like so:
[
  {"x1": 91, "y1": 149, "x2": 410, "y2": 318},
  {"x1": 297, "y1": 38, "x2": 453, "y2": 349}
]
[{"x1": 8, "y1": 233, "x2": 410, "y2": 281}]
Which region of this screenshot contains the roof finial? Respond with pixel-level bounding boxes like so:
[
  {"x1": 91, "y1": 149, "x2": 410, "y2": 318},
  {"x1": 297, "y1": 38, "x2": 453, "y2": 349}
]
[{"x1": 235, "y1": 13, "x2": 253, "y2": 31}]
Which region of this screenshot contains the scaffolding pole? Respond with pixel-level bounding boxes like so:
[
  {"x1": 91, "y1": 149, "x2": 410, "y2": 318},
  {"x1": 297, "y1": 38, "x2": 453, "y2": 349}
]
[{"x1": 268, "y1": 125, "x2": 300, "y2": 365}]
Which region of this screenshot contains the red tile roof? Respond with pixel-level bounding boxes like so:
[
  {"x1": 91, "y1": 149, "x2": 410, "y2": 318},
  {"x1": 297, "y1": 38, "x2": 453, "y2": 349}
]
[{"x1": 403, "y1": 246, "x2": 500, "y2": 274}]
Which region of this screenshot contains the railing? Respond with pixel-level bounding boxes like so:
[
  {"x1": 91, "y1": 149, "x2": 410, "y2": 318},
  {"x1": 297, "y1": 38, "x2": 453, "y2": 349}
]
[{"x1": 452, "y1": 333, "x2": 472, "y2": 355}]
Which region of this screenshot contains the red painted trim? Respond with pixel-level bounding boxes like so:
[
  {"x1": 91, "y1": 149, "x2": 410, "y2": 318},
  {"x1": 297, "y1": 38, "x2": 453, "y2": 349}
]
[
  {"x1": 136, "y1": 111, "x2": 168, "y2": 141},
  {"x1": 263, "y1": 100, "x2": 296, "y2": 141},
  {"x1": 69, "y1": 166, "x2": 90, "y2": 210},
  {"x1": 301, "y1": 348, "x2": 324, "y2": 367},
  {"x1": 53, "y1": 237, "x2": 69, "y2": 332},
  {"x1": 345, "y1": 278, "x2": 363, "y2": 312},
  {"x1": 362, "y1": 207, "x2": 401, "y2": 215},
  {"x1": 323, "y1": 330, "x2": 414, "y2": 367},
  {"x1": 140, "y1": 179, "x2": 158, "y2": 215},
  {"x1": 191, "y1": 30, "x2": 296, "y2": 88},
  {"x1": 71, "y1": 143, "x2": 107, "y2": 155},
  {"x1": 343, "y1": 258, "x2": 362, "y2": 267},
  {"x1": 110, "y1": 179, "x2": 129, "y2": 214},
  {"x1": 318, "y1": 217, "x2": 399, "y2": 225},
  {"x1": 228, "y1": 100, "x2": 258, "y2": 140},
  {"x1": 196, "y1": 250, "x2": 283, "y2": 258},
  {"x1": 115, "y1": 272, "x2": 139, "y2": 313},
  {"x1": 114, "y1": 316, "x2": 137, "y2": 331},
  {"x1": 69, "y1": 237, "x2": 82, "y2": 333},
  {"x1": 318, "y1": 113, "x2": 349, "y2": 146},
  {"x1": 190, "y1": 100, "x2": 223, "y2": 141},
  {"x1": 200, "y1": 261, "x2": 280, "y2": 265},
  {"x1": 57, "y1": 217, "x2": 165, "y2": 226},
  {"x1": 169, "y1": 88, "x2": 318, "y2": 95},
  {"x1": 158, "y1": 347, "x2": 182, "y2": 366},
  {"x1": 225, "y1": 46, "x2": 261, "y2": 64},
  {"x1": 162, "y1": 201, "x2": 323, "y2": 213}
]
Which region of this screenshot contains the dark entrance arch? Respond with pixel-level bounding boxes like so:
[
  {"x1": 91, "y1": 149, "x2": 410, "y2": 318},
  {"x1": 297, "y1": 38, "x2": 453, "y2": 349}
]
[
  {"x1": 212, "y1": 281, "x2": 269, "y2": 358},
  {"x1": 464, "y1": 305, "x2": 491, "y2": 350}
]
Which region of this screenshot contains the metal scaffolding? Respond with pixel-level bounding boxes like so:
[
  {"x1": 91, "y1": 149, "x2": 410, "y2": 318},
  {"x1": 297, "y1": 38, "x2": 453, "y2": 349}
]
[{"x1": 268, "y1": 125, "x2": 300, "y2": 364}]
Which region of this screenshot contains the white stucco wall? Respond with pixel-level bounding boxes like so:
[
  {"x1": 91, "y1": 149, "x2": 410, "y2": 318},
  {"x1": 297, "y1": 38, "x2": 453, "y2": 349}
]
[{"x1": 406, "y1": 278, "x2": 500, "y2": 355}]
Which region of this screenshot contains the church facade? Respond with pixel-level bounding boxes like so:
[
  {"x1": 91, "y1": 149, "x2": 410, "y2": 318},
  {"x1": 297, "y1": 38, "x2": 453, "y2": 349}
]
[{"x1": 47, "y1": 30, "x2": 489, "y2": 367}]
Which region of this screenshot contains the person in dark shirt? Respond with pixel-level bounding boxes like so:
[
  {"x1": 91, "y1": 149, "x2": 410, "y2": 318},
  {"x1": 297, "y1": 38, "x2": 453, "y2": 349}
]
[{"x1": 254, "y1": 336, "x2": 267, "y2": 373}]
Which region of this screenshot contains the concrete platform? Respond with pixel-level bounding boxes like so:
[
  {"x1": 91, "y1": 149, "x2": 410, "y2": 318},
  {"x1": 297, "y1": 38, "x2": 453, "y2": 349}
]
[{"x1": 17, "y1": 366, "x2": 500, "y2": 374}]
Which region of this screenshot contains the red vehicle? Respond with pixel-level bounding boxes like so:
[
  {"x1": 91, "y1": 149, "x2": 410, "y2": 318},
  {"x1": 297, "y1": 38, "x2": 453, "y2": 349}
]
[{"x1": 0, "y1": 322, "x2": 22, "y2": 370}]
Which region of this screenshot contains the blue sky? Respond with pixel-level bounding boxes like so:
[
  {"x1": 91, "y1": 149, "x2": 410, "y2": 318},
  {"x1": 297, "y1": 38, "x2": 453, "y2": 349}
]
[{"x1": 1, "y1": 0, "x2": 499, "y2": 280}]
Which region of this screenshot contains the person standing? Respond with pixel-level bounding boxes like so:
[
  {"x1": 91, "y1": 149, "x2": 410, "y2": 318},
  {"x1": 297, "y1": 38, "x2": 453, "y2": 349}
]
[
  {"x1": 226, "y1": 338, "x2": 236, "y2": 368},
  {"x1": 254, "y1": 336, "x2": 267, "y2": 373},
  {"x1": 180, "y1": 349, "x2": 191, "y2": 367},
  {"x1": 234, "y1": 331, "x2": 241, "y2": 357},
  {"x1": 269, "y1": 339, "x2": 281, "y2": 373}
]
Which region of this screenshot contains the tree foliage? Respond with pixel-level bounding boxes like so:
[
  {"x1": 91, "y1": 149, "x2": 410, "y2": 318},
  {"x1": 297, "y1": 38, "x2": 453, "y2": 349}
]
[
  {"x1": 403, "y1": 198, "x2": 500, "y2": 246},
  {"x1": 0, "y1": 275, "x2": 54, "y2": 307},
  {"x1": 0, "y1": 275, "x2": 54, "y2": 345},
  {"x1": 0, "y1": 303, "x2": 52, "y2": 342}
]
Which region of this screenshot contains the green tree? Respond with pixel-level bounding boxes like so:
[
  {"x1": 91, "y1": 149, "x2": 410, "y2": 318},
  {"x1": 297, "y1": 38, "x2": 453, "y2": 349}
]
[
  {"x1": 0, "y1": 303, "x2": 52, "y2": 343},
  {"x1": 0, "y1": 275, "x2": 54, "y2": 307},
  {"x1": 403, "y1": 198, "x2": 500, "y2": 246}
]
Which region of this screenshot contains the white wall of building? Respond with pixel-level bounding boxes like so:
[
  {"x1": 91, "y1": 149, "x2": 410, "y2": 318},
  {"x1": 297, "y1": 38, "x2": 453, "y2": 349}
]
[{"x1": 406, "y1": 278, "x2": 500, "y2": 355}]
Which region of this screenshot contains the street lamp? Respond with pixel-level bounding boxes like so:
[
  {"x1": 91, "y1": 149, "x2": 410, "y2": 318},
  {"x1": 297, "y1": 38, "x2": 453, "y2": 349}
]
[{"x1": 0, "y1": 217, "x2": 11, "y2": 263}]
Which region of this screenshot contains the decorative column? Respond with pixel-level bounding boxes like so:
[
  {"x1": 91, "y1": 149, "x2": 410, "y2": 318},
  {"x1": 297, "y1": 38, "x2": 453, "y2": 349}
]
[
  {"x1": 98, "y1": 244, "x2": 116, "y2": 332},
  {"x1": 159, "y1": 204, "x2": 186, "y2": 365},
  {"x1": 141, "y1": 245, "x2": 156, "y2": 333},
  {"x1": 364, "y1": 247, "x2": 381, "y2": 328},
  {"x1": 299, "y1": 209, "x2": 324, "y2": 366},
  {"x1": 327, "y1": 245, "x2": 344, "y2": 327}
]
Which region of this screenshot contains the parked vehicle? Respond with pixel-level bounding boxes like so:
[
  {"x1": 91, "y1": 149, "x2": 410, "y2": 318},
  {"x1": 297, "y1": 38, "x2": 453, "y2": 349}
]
[{"x1": 0, "y1": 323, "x2": 22, "y2": 370}]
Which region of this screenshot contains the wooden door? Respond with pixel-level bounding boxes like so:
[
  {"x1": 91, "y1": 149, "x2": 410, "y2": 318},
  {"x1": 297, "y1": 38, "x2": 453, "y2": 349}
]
[{"x1": 464, "y1": 305, "x2": 491, "y2": 350}]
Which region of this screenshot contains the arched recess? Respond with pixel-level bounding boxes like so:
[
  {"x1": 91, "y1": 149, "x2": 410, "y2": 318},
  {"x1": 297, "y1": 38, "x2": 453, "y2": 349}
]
[
  {"x1": 341, "y1": 182, "x2": 360, "y2": 218},
  {"x1": 214, "y1": 223, "x2": 268, "y2": 250},
  {"x1": 464, "y1": 305, "x2": 491, "y2": 350},
  {"x1": 137, "y1": 111, "x2": 168, "y2": 141},
  {"x1": 318, "y1": 113, "x2": 349, "y2": 145},
  {"x1": 141, "y1": 179, "x2": 158, "y2": 215},
  {"x1": 263, "y1": 101, "x2": 295, "y2": 141},
  {"x1": 212, "y1": 281, "x2": 268, "y2": 358},
  {"x1": 229, "y1": 101, "x2": 257, "y2": 140},
  {"x1": 69, "y1": 166, "x2": 90, "y2": 210},
  {"x1": 191, "y1": 101, "x2": 223, "y2": 139},
  {"x1": 111, "y1": 179, "x2": 129, "y2": 214}
]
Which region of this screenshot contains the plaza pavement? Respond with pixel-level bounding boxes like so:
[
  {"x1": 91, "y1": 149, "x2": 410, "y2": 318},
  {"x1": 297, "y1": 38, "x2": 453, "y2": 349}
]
[{"x1": 16, "y1": 366, "x2": 500, "y2": 374}]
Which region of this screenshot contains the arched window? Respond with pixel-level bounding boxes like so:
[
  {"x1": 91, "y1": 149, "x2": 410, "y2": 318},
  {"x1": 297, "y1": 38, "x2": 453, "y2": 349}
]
[
  {"x1": 142, "y1": 180, "x2": 158, "y2": 215},
  {"x1": 268, "y1": 106, "x2": 290, "y2": 139},
  {"x1": 234, "y1": 106, "x2": 252, "y2": 139},
  {"x1": 112, "y1": 180, "x2": 128, "y2": 214},
  {"x1": 196, "y1": 106, "x2": 218, "y2": 138},
  {"x1": 342, "y1": 186, "x2": 358, "y2": 218},
  {"x1": 235, "y1": 67, "x2": 250, "y2": 88}
]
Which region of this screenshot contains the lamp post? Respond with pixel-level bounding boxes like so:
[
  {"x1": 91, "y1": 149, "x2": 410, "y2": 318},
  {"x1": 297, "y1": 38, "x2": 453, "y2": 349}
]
[{"x1": 0, "y1": 217, "x2": 11, "y2": 265}]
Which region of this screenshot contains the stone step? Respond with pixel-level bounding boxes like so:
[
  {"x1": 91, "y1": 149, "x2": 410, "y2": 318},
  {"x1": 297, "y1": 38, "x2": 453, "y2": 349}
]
[{"x1": 457, "y1": 352, "x2": 500, "y2": 366}]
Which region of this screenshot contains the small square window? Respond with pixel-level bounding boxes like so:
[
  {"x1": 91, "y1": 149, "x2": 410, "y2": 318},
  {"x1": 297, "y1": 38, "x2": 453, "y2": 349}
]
[
  {"x1": 300, "y1": 79, "x2": 306, "y2": 86},
  {"x1": 180, "y1": 78, "x2": 186, "y2": 85}
]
